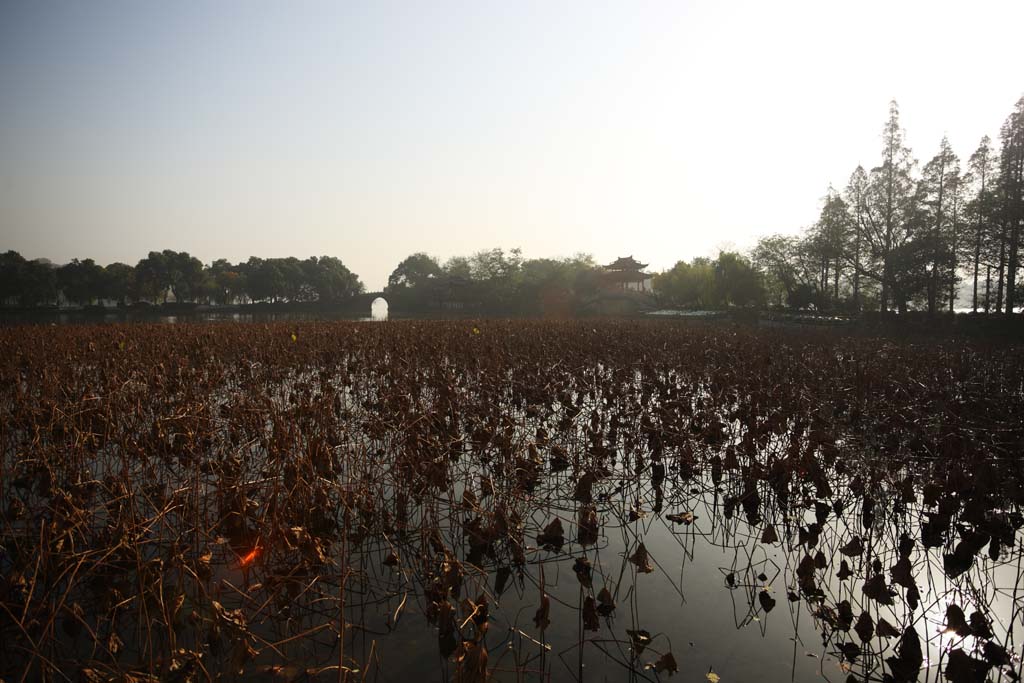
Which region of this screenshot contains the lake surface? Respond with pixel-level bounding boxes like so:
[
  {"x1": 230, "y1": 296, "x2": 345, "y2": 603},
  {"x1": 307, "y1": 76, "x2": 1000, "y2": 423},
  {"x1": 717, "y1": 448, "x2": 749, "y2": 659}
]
[{"x1": 1, "y1": 320, "x2": 1021, "y2": 682}]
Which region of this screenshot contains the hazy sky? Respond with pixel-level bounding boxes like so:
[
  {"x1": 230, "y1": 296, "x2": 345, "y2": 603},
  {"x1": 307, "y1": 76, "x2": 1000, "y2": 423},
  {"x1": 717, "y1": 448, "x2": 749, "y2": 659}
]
[{"x1": 1, "y1": 1, "x2": 1021, "y2": 290}]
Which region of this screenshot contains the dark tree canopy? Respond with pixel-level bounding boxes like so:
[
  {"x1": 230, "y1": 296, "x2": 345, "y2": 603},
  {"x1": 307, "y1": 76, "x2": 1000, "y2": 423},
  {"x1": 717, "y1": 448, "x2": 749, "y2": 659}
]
[{"x1": 0, "y1": 249, "x2": 363, "y2": 308}]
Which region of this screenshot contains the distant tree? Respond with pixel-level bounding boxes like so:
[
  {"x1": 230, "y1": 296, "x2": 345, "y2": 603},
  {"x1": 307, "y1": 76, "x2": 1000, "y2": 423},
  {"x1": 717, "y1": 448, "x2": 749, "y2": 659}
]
[
  {"x1": 0, "y1": 250, "x2": 365, "y2": 309},
  {"x1": 244, "y1": 257, "x2": 285, "y2": 302},
  {"x1": 654, "y1": 258, "x2": 716, "y2": 308},
  {"x1": 752, "y1": 235, "x2": 800, "y2": 307},
  {"x1": 998, "y1": 96, "x2": 1024, "y2": 314},
  {"x1": 467, "y1": 247, "x2": 523, "y2": 310},
  {"x1": 21, "y1": 259, "x2": 57, "y2": 307},
  {"x1": 102, "y1": 262, "x2": 136, "y2": 304},
  {"x1": 305, "y1": 256, "x2": 362, "y2": 302},
  {"x1": 755, "y1": 230, "x2": 843, "y2": 310},
  {"x1": 388, "y1": 253, "x2": 442, "y2": 290},
  {"x1": 166, "y1": 250, "x2": 205, "y2": 302},
  {"x1": 714, "y1": 252, "x2": 763, "y2": 307},
  {"x1": 843, "y1": 166, "x2": 873, "y2": 309},
  {"x1": 847, "y1": 101, "x2": 919, "y2": 312},
  {"x1": 204, "y1": 259, "x2": 236, "y2": 305},
  {"x1": 135, "y1": 251, "x2": 172, "y2": 302},
  {"x1": 819, "y1": 191, "x2": 852, "y2": 304},
  {"x1": 469, "y1": 247, "x2": 523, "y2": 281},
  {"x1": 0, "y1": 250, "x2": 27, "y2": 305},
  {"x1": 515, "y1": 255, "x2": 598, "y2": 315},
  {"x1": 273, "y1": 257, "x2": 307, "y2": 301},
  {"x1": 208, "y1": 259, "x2": 245, "y2": 304},
  {"x1": 56, "y1": 258, "x2": 105, "y2": 306},
  {"x1": 918, "y1": 136, "x2": 961, "y2": 315},
  {"x1": 965, "y1": 136, "x2": 998, "y2": 311},
  {"x1": 443, "y1": 256, "x2": 473, "y2": 279}
]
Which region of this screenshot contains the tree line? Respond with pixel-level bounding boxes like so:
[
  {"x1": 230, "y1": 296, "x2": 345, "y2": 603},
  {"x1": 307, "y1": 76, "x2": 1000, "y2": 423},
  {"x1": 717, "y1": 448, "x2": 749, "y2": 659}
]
[
  {"x1": 0, "y1": 250, "x2": 363, "y2": 307},
  {"x1": 384, "y1": 249, "x2": 600, "y2": 315},
  {"x1": 750, "y1": 96, "x2": 1024, "y2": 315},
  {"x1": 384, "y1": 248, "x2": 765, "y2": 314}
]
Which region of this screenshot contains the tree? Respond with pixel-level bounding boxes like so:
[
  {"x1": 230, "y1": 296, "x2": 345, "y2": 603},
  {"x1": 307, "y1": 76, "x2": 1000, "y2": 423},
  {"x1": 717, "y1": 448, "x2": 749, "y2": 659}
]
[
  {"x1": 102, "y1": 262, "x2": 136, "y2": 304},
  {"x1": 135, "y1": 251, "x2": 172, "y2": 302},
  {"x1": 654, "y1": 258, "x2": 716, "y2": 308},
  {"x1": 843, "y1": 166, "x2": 873, "y2": 309},
  {"x1": 244, "y1": 257, "x2": 284, "y2": 302},
  {"x1": 847, "y1": 101, "x2": 919, "y2": 312},
  {"x1": 515, "y1": 254, "x2": 599, "y2": 315},
  {"x1": 443, "y1": 256, "x2": 473, "y2": 279},
  {"x1": 209, "y1": 259, "x2": 245, "y2": 304},
  {"x1": 21, "y1": 259, "x2": 57, "y2": 307},
  {"x1": 387, "y1": 253, "x2": 442, "y2": 290},
  {"x1": 467, "y1": 247, "x2": 523, "y2": 310},
  {"x1": 714, "y1": 252, "x2": 763, "y2": 307},
  {"x1": 965, "y1": 136, "x2": 997, "y2": 312},
  {"x1": 469, "y1": 247, "x2": 523, "y2": 281},
  {"x1": 918, "y1": 136, "x2": 961, "y2": 314},
  {"x1": 305, "y1": 256, "x2": 362, "y2": 302},
  {"x1": 998, "y1": 96, "x2": 1024, "y2": 315},
  {"x1": 810, "y1": 190, "x2": 852, "y2": 307},
  {"x1": 56, "y1": 258, "x2": 105, "y2": 306},
  {"x1": 276, "y1": 257, "x2": 309, "y2": 302},
  {"x1": 752, "y1": 236, "x2": 798, "y2": 307},
  {"x1": 0, "y1": 251, "x2": 27, "y2": 306},
  {"x1": 166, "y1": 250, "x2": 205, "y2": 302}
]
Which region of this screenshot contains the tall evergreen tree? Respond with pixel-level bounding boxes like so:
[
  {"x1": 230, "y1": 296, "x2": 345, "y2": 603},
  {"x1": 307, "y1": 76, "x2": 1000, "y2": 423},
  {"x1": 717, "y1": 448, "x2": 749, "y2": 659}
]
[
  {"x1": 845, "y1": 102, "x2": 919, "y2": 312},
  {"x1": 815, "y1": 190, "x2": 852, "y2": 304},
  {"x1": 843, "y1": 166, "x2": 872, "y2": 310},
  {"x1": 965, "y1": 136, "x2": 997, "y2": 311},
  {"x1": 919, "y1": 136, "x2": 960, "y2": 314},
  {"x1": 998, "y1": 96, "x2": 1024, "y2": 314}
]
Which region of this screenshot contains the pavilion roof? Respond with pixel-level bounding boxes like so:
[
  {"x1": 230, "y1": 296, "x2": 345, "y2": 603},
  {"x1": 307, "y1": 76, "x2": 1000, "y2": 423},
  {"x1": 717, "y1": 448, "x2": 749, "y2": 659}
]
[{"x1": 604, "y1": 255, "x2": 649, "y2": 271}]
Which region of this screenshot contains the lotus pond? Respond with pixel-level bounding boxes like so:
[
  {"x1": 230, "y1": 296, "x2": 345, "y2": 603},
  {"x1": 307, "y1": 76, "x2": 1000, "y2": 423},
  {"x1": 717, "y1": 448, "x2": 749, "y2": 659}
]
[{"x1": 1, "y1": 320, "x2": 1023, "y2": 682}]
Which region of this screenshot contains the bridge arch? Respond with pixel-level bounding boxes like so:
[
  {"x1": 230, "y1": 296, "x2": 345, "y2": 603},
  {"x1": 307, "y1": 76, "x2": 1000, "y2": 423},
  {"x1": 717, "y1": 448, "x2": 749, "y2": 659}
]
[{"x1": 370, "y1": 296, "x2": 389, "y2": 320}]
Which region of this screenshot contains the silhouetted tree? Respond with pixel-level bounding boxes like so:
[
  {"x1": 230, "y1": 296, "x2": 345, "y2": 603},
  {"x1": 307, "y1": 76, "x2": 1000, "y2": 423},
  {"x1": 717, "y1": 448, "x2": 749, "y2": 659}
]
[
  {"x1": 443, "y1": 256, "x2": 473, "y2": 279},
  {"x1": 0, "y1": 251, "x2": 27, "y2": 305},
  {"x1": 715, "y1": 252, "x2": 763, "y2": 307},
  {"x1": 655, "y1": 258, "x2": 716, "y2": 308},
  {"x1": 56, "y1": 258, "x2": 105, "y2": 306},
  {"x1": 208, "y1": 259, "x2": 244, "y2": 304},
  {"x1": 965, "y1": 136, "x2": 997, "y2": 311},
  {"x1": 102, "y1": 262, "x2": 135, "y2": 305},
  {"x1": 21, "y1": 259, "x2": 57, "y2": 307},
  {"x1": 918, "y1": 136, "x2": 961, "y2": 315},
  {"x1": 166, "y1": 250, "x2": 205, "y2": 302},
  {"x1": 861, "y1": 101, "x2": 919, "y2": 312},
  {"x1": 388, "y1": 253, "x2": 442, "y2": 290},
  {"x1": 304, "y1": 256, "x2": 362, "y2": 302},
  {"x1": 811, "y1": 190, "x2": 852, "y2": 306},
  {"x1": 998, "y1": 96, "x2": 1024, "y2": 314},
  {"x1": 135, "y1": 251, "x2": 171, "y2": 302}
]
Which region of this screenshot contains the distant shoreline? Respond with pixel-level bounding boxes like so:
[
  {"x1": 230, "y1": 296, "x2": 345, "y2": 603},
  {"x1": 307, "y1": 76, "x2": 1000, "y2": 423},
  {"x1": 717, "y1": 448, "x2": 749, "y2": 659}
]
[{"x1": 3, "y1": 303, "x2": 1022, "y2": 340}]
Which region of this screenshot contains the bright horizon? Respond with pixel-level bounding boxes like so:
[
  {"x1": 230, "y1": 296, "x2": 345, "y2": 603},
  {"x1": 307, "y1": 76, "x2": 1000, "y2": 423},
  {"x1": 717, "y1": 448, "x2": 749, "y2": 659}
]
[{"x1": 1, "y1": 1, "x2": 1022, "y2": 290}]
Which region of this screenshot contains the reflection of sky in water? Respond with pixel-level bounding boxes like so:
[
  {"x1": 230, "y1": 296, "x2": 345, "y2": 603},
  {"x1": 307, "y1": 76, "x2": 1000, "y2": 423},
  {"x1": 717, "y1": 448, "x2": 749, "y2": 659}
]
[{"x1": 299, "y1": 470, "x2": 1022, "y2": 682}]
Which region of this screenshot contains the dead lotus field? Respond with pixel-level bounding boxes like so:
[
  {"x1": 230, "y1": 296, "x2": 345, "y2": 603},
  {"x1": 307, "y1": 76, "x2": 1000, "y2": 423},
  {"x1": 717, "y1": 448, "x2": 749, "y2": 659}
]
[{"x1": 2, "y1": 320, "x2": 1024, "y2": 683}]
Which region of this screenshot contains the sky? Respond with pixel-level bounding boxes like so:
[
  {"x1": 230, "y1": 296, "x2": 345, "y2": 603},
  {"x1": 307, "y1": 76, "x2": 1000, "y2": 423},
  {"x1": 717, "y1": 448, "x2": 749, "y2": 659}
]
[{"x1": 1, "y1": 1, "x2": 1022, "y2": 291}]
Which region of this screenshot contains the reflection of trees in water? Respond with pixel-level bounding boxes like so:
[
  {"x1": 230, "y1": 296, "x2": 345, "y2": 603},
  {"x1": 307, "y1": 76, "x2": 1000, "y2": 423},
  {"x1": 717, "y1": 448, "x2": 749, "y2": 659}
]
[{"x1": 1, "y1": 321, "x2": 1021, "y2": 682}]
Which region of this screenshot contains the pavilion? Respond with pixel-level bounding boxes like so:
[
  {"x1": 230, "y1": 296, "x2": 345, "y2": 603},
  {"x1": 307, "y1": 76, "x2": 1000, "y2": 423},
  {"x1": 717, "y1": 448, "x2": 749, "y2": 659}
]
[{"x1": 603, "y1": 256, "x2": 654, "y2": 293}]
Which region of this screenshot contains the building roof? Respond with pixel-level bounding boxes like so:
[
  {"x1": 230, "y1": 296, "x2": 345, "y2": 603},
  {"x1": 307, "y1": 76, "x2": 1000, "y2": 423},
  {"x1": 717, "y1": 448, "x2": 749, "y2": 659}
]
[{"x1": 604, "y1": 255, "x2": 649, "y2": 271}]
